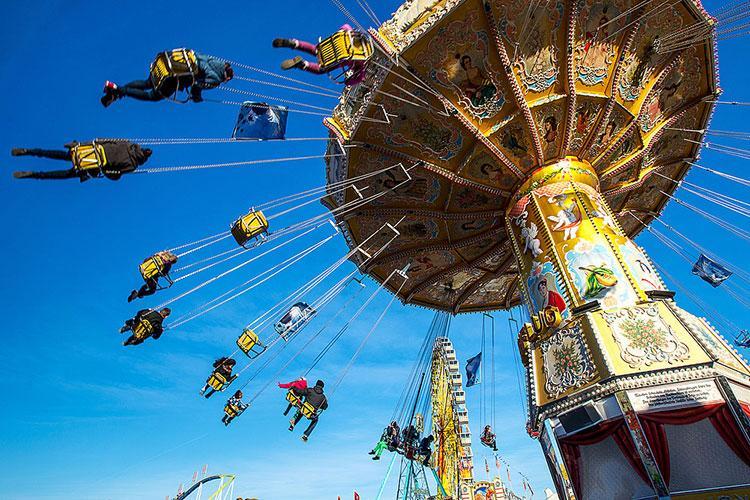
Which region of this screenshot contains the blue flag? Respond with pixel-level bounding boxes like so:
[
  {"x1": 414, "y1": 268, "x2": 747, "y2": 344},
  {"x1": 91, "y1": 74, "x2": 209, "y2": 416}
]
[
  {"x1": 736, "y1": 330, "x2": 750, "y2": 348},
  {"x1": 232, "y1": 101, "x2": 288, "y2": 140},
  {"x1": 465, "y1": 352, "x2": 482, "y2": 387},
  {"x1": 692, "y1": 254, "x2": 732, "y2": 287}
]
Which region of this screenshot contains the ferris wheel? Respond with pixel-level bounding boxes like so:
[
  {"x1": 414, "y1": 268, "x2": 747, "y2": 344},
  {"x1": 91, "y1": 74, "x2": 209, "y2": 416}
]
[{"x1": 431, "y1": 336, "x2": 474, "y2": 498}]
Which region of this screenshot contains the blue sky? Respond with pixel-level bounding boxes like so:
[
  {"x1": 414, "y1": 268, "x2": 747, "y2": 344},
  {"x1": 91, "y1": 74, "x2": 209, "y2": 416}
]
[{"x1": 1, "y1": 1, "x2": 748, "y2": 499}]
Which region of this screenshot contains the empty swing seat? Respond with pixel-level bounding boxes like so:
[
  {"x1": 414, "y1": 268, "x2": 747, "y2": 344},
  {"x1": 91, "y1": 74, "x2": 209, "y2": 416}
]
[
  {"x1": 316, "y1": 31, "x2": 373, "y2": 72},
  {"x1": 236, "y1": 328, "x2": 267, "y2": 358},
  {"x1": 139, "y1": 254, "x2": 174, "y2": 288},
  {"x1": 149, "y1": 48, "x2": 198, "y2": 99},
  {"x1": 70, "y1": 142, "x2": 107, "y2": 178},
  {"x1": 231, "y1": 210, "x2": 269, "y2": 248}
]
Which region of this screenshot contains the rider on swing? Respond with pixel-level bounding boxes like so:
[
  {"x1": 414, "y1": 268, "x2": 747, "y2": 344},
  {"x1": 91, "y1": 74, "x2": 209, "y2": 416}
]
[
  {"x1": 101, "y1": 50, "x2": 233, "y2": 107},
  {"x1": 128, "y1": 251, "x2": 178, "y2": 302},
  {"x1": 12, "y1": 140, "x2": 151, "y2": 181},
  {"x1": 273, "y1": 24, "x2": 369, "y2": 86},
  {"x1": 480, "y1": 424, "x2": 498, "y2": 451}
]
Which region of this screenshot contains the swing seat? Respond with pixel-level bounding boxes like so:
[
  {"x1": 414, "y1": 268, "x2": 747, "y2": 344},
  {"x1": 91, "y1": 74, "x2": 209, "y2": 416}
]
[
  {"x1": 132, "y1": 318, "x2": 155, "y2": 341},
  {"x1": 224, "y1": 403, "x2": 246, "y2": 418},
  {"x1": 70, "y1": 142, "x2": 107, "y2": 178},
  {"x1": 139, "y1": 254, "x2": 175, "y2": 288},
  {"x1": 275, "y1": 302, "x2": 316, "y2": 341},
  {"x1": 285, "y1": 390, "x2": 317, "y2": 419},
  {"x1": 236, "y1": 328, "x2": 267, "y2": 358},
  {"x1": 231, "y1": 210, "x2": 269, "y2": 248},
  {"x1": 316, "y1": 31, "x2": 373, "y2": 72},
  {"x1": 149, "y1": 48, "x2": 198, "y2": 99},
  {"x1": 207, "y1": 372, "x2": 235, "y2": 392}
]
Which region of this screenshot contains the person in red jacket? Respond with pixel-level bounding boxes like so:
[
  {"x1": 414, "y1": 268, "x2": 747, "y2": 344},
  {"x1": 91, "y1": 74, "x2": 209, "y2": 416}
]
[{"x1": 278, "y1": 376, "x2": 307, "y2": 416}]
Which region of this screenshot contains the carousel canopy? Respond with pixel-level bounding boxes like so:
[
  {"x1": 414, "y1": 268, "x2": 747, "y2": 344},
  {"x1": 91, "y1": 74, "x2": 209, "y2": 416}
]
[{"x1": 324, "y1": 0, "x2": 718, "y2": 313}]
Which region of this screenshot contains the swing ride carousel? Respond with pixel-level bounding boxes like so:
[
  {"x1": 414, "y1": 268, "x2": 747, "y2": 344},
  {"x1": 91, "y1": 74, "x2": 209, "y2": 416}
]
[
  {"x1": 320, "y1": 0, "x2": 750, "y2": 498},
  {"x1": 18, "y1": 0, "x2": 750, "y2": 499}
]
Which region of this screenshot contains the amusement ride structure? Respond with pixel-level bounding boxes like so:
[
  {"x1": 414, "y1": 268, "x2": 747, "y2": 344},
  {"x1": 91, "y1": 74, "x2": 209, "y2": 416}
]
[
  {"x1": 322, "y1": 0, "x2": 750, "y2": 497},
  {"x1": 14, "y1": 0, "x2": 750, "y2": 498}
]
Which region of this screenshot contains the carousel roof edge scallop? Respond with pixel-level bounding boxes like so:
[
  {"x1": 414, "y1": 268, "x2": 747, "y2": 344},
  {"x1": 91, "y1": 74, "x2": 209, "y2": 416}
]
[{"x1": 323, "y1": 0, "x2": 719, "y2": 314}]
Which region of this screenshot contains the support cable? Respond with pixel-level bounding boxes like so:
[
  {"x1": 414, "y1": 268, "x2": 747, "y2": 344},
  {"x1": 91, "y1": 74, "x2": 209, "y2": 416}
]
[
  {"x1": 330, "y1": 268, "x2": 409, "y2": 395},
  {"x1": 168, "y1": 232, "x2": 336, "y2": 329},
  {"x1": 138, "y1": 153, "x2": 344, "y2": 175},
  {"x1": 160, "y1": 223, "x2": 330, "y2": 312}
]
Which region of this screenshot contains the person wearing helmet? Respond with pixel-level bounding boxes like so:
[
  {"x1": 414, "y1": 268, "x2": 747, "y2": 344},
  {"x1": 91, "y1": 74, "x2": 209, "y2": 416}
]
[
  {"x1": 119, "y1": 307, "x2": 171, "y2": 346},
  {"x1": 288, "y1": 379, "x2": 328, "y2": 441},
  {"x1": 278, "y1": 376, "x2": 308, "y2": 416},
  {"x1": 273, "y1": 24, "x2": 369, "y2": 86},
  {"x1": 100, "y1": 51, "x2": 233, "y2": 107},
  {"x1": 12, "y1": 140, "x2": 152, "y2": 181},
  {"x1": 222, "y1": 390, "x2": 249, "y2": 426}
]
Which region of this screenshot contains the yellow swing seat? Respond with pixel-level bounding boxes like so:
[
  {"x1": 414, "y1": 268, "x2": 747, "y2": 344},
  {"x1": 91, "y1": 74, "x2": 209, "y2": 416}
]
[
  {"x1": 285, "y1": 389, "x2": 317, "y2": 419},
  {"x1": 231, "y1": 210, "x2": 269, "y2": 248},
  {"x1": 224, "y1": 403, "x2": 246, "y2": 418},
  {"x1": 139, "y1": 254, "x2": 174, "y2": 289},
  {"x1": 70, "y1": 142, "x2": 108, "y2": 178},
  {"x1": 236, "y1": 328, "x2": 267, "y2": 358},
  {"x1": 316, "y1": 31, "x2": 373, "y2": 72},
  {"x1": 206, "y1": 372, "x2": 235, "y2": 392},
  {"x1": 149, "y1": 48, "x2": 198, "y2": 99},
  {"x1": 132, "y1": 318, "x2": 155, "y2": 341}
]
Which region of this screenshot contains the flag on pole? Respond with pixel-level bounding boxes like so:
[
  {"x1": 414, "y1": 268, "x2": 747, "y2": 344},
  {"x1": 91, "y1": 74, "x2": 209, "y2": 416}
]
[
  {"x1": 692, "y1": 254, "x2": 732, "y2": 287},
  {"x1": 465, "y1": 352, "x2": 482, "y2": 387}
]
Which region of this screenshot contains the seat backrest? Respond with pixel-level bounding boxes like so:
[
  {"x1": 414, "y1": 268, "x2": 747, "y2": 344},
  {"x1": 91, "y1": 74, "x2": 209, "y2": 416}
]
[
  {"x1": 317, "y1": 31, "x2": 355, "y2": 70},
  {"x1": 139, "y1": 256, "x2": 165, "y2": 280},
  {"x1": 208, "y1": 372, "x2": 228, "y2": 390},
  {"x1": 150, "y1": 49, "x2": 197, "y2": 97},
  {"x1": 301, "y1": 401, "x2": 317, "y2": 419},
  {"x1": 285, "y1": 390, "x2": 302, "y2": 407},
  {"x1": 237, "y1": 329, "x2": 258, "y2": 350},
  {"x1": 71, "y1": 143, "x2": 107, "y2": 175},
  {"x1": 133, "y1": 318, "x2": 154, "y2": 339}
]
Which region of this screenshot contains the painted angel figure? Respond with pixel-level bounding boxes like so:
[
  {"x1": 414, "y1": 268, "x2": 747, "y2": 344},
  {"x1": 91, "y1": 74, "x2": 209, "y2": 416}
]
[
  {"x1": 547, "y1": 196, "x2": 582, "y2": 240},
  {"x1": 521, "y1": 221, "x2": 543, "y2": 257}
]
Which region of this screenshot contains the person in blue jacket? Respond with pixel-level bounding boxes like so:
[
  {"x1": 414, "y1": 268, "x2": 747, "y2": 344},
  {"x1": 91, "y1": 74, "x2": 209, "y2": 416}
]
[{"x1": 101, "y1": 51, "x2": 233, "y2": 107}]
